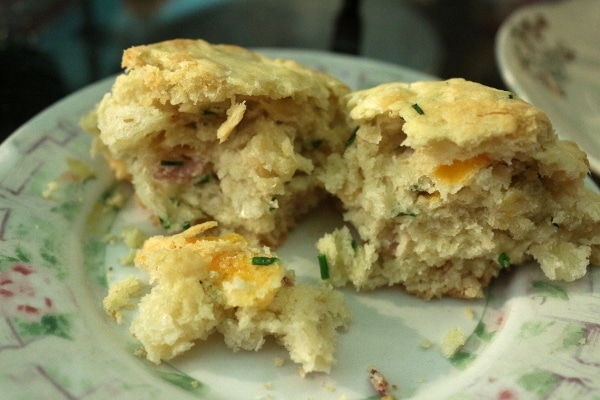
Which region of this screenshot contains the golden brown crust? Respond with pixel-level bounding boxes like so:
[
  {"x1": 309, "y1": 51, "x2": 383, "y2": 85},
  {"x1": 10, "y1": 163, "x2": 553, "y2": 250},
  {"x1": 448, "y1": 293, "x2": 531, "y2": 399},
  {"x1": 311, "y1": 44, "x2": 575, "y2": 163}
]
[{"x1": 120, "y1": 39, "x2": 348, "y2": 107}]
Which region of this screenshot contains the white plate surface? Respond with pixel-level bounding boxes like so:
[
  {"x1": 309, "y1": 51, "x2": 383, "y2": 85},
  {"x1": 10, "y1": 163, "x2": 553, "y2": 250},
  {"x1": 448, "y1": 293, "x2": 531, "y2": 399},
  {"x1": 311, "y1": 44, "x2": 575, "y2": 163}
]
[
  {"x1": 496, "y1": 0, "x2": 600, "y2": 174},
  {"x1": 0, "y1": 49, "x2": 599, "y2": 400}
]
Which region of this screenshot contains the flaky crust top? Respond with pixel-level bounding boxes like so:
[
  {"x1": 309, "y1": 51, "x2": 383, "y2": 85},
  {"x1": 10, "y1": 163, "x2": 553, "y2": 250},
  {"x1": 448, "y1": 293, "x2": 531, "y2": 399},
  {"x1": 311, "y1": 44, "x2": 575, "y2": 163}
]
[
  {"x1": 346, "y1": 78, "x2": 554, "y2": 151},
  {"x1": 119, "y1": 39, "x2": 349, "y2": 107}
]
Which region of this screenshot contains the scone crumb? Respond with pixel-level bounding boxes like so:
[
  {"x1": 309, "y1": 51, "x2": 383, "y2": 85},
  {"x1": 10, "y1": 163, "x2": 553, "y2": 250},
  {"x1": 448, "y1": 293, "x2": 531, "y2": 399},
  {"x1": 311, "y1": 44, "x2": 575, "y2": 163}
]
[
  {"x1": 66, "y1": 157, "x2": 96, "y2": 182},
  {"x1": 465, "y1": 308, "x2": 476, "y2": 320},
  {"x1": 103, "y1": 276, "x2": 145, "y2": 324},
  {"x1": 262, "y1": 382, "x2": 272, "y2": 390},
  {"x1": 273, "y1": 357, "x2": 285, "y2": 367},
  {"x1": 326, "y1": 385, "x2": 335, "y2": 393},
  {"x1": 420, "y1": 338, "x2": 433, "y2": 349},
  {"x1": 578, "y1": 337, "x2": 587, "y2": 345},
  {"x1": 441, "y1": 326, "x2": 466, "y2": 358},
  {"x1": 104, "y1": 187, "x2": 127, "y2": 209},
  {"x1": 42, "y1": 181, "x2": 59, "y2": 199},
  {"x1": 118, "y1": 227, "x2": 148, "y2": 265},
  {"x1": 134, "y1": 346, "x2": 147, "y2": 358}
]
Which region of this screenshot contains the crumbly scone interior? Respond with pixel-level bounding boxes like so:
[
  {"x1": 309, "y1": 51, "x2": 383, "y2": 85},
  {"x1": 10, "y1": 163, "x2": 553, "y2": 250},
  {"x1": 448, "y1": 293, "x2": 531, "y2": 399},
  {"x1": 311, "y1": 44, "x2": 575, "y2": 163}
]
[
  {"x1": 116, "y1": 221, "x2": 350, "y2": 374},
  {"x1": 84, "y1": 40, "x2": 350, "y2": 247},
  {"x1": 318, "y1": 79, "x2": 600, "y2": 299}
]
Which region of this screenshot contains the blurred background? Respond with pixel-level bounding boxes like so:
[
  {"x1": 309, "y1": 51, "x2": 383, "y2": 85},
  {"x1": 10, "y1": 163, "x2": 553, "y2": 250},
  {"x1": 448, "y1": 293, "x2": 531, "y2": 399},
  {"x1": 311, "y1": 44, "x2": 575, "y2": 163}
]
[{"x1": 0, "y1": 0, "x2": 549, "y2": 140}]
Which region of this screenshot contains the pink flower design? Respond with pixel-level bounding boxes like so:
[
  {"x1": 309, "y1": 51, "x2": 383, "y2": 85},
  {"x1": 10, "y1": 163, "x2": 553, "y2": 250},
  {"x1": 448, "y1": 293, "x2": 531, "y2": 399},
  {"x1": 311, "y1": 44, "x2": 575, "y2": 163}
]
[{"x1": 0, "y1": 263, "x2": 57, "y2": 322}]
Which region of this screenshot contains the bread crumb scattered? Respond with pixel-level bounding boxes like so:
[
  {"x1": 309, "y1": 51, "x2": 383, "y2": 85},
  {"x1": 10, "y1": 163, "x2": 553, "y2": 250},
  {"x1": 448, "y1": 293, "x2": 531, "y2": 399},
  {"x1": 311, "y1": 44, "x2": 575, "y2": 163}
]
[
  {"x1": 420, "y1": 338, "x2": 433, "y2": 349},
  {"x1": 441, "y1": 326, "x2": 466, "y2": 358},
  {"x1": 66, "y1": 157, "x2": 96, "y2": 181},
  {"x1": 273, "y1": 357, "x2": 285, "y2": 367},
  {"x1": 42, "y1": 181, "x2": 59, "y2": 199},
  {"x1": 465, "y1": 307, "x2": 476, "y2": 320},
  {"x1": 104, "y1": 187, "x2": 127, "y2": 209},
  {"x1": 103, "y1": 276, "x2": 145, "y2": 324},
  {"x1": 118, "y1": 226, "x2": 148, "y2": 265}
]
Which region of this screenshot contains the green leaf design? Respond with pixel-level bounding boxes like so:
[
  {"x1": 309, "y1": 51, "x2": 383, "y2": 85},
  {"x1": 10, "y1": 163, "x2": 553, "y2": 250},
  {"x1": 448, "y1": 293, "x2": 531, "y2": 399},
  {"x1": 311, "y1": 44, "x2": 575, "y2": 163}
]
[
  {"x1": 560, "y1": 323, "x2": 586, "y2": 349},
  {"x1": 474, "y1": 321, "x2": 495, "y2": 341},
  {"x1": 14, "y1": 314, "x2": 72, "y2": 340},
  {"x1": 157, "y1": 371, "x2": 206, "y2": 396},
  {"x1": 51, "y1": 199, "x2": 83, "y2": 221},
  {"x1": 15, "y1": 245, "x2": 32, "y2": 263},
  {"x1": 531, "y1": 280, "x2": 569, "y2": 300},
  {"x1": 517, "y1": 370, "x2": 558, "y2": 397},
  {"x1": 519, "y1": 320, "x2": 555, "y2": 339},
  {"x1": 449, "y1": 350, "x2": 476, "y2": 370}
]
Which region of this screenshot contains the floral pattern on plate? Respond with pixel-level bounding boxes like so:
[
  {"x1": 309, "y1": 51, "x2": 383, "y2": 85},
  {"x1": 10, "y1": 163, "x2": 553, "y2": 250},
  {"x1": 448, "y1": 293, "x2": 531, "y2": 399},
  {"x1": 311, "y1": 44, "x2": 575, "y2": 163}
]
[
  {"x1": 509, "y1": 13, "x2": 576, "y2": 97},
  {"x1": 496, "y1": 0, "x2": 600, "y2": 175}
]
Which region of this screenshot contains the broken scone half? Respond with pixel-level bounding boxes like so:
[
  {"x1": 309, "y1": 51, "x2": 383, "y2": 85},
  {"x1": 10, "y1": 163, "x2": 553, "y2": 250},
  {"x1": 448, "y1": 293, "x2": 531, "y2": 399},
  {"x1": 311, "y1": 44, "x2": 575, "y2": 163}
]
[
  {"x1": 110, "y1": 221, "x2": 350, "y2": 374},
  {"x1": 82, "y1": 39, "x2": 350, "y2": 246},
  {"x1": 317, "y1": 78, "x2": 600, "y2": 299}
]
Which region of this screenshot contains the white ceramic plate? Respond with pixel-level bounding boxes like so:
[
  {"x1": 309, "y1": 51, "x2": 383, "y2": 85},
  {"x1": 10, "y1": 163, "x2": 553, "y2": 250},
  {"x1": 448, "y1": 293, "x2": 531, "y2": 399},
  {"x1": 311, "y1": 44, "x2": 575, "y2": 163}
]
[
  {"x1": 0, "y1": 50, "x2": 599, "y2": 400},
  {"x1": 496, "y1": 0, "x2": 600, "y2": 174}
]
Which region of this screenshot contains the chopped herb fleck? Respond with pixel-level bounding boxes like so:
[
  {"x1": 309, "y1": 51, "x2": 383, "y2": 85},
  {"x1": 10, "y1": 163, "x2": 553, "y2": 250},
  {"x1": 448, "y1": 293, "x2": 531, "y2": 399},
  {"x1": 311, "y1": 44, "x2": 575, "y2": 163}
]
[
  {"x1": 412, "y1": 103, "x2": 424, "y2": 115},
  {"x1": 202, "y1": 109, "x2": 218, "y2": 115},
  {"x1": 498, "y1": 252, "x2": 511, "y2": 268},
  {"x1": 159, "y1": 218, "x2": 170, "y2": 230},
  {"x1": 181, "y1": 221, "x2": 191, "y2": 230},
  {"x1": 160, "y1": 160, "x2": 184, "y2": 167},
  {"x1": 318, "y1": 253, "x2": 330, "y2": 280},
  {"x1": 252, "y1": 256, "x2": 278, "y2": 266},
  {"x1": 351, "y1": 239, "x2": 357, "y2": 251},
  {"x1": 508, "y1": 93, "x2": 514, "y2": 99},
  {"x1": 345, "y1": 127, "x2": 358, "y2": 147},
  {"x1": 397, "y1": 211, "x2": 417, "y2": 217},
  {"x1": 311, "y1": 140, "x2": 323, "y2": 149},
  {"x1": 197, "y1": 175, "x2": 211, "y2": 185}
]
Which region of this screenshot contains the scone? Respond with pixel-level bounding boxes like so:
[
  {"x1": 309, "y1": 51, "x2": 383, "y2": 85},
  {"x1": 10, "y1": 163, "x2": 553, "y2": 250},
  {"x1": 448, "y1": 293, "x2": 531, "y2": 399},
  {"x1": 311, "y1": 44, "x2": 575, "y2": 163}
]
[
  {"x1": 119, "y1": 221, "x2": 350, "y2": 374},
  {"x1": 317, "y1": 78, "x2": 600, "y2": 299},
  {"x1": 82, "y1": 39, "x2": 350, "y2": 246}
]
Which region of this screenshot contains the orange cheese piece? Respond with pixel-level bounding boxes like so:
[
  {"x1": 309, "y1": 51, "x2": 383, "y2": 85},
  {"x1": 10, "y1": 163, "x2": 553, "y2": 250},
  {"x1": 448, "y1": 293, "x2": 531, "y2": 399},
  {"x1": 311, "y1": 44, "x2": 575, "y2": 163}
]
[{"x1": 433, "y1": 154, "x2": 490, "y2": 184}]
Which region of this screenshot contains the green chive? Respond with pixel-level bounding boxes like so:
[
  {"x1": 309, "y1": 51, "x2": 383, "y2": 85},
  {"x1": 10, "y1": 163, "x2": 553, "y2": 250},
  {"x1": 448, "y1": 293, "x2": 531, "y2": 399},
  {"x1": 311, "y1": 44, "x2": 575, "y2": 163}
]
[
  {"x1": 311, "y1": 140, "x2": 323, "y2": 149},
  {"x1": 197, "y1": 175, "x2": 211, "y2": 185},
  {"x1": 345, "y1": 127, "x2": 358, "y2": 147},
  {"x1": 318, "y1": 253, "x2": 330, "y2": 280},
  {"x1": 252, "y1": 256, "x2": 278, "y2": 266},
  {"x1": 498, "y1": 252, "x2": 510, "y2": 268},
  {"x1": 159, "y1": 218, "x2": 170, "y2": 230},
  {"x1": 397, "y1": 211, "x2": 417, "y2": 217},
  {"x1": 160, "y1": 160, "x2": 184, "y2": 166},
  {"x1": 412, "y1": 103, "x2": 424, "y2": 115}
]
